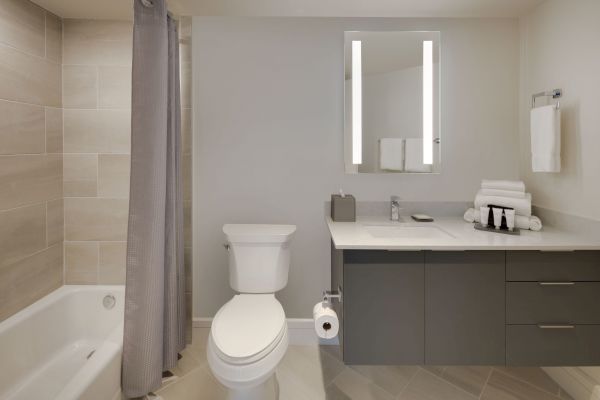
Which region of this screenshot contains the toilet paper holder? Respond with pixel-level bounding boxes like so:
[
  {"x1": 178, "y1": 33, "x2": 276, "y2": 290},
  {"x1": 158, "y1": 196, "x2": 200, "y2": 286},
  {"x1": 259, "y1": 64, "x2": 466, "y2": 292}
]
[{"x1": 323, "y1": 286, "x2": 343, "y2": 303}]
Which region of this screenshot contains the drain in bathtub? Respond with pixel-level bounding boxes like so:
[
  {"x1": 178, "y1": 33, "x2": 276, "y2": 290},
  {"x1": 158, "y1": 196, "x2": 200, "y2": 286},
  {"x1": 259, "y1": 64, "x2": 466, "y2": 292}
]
[
  {"x1": 86, "y1": 350, "x2": 96, "y2": 360},
  {"x1": 103, "y1": 294, "x2": 116, "y2": 309}
]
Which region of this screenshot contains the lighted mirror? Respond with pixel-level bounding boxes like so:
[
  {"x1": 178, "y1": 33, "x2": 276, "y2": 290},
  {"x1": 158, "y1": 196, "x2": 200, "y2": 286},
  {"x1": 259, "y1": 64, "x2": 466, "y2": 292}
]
[{"x1": 344, "y1": 31, "x2": 441, "y2": 174}]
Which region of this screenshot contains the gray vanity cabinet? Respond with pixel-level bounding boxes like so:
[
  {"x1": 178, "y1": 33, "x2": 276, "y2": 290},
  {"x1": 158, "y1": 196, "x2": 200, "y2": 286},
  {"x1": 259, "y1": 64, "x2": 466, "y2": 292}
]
[
  {"x1": 332, "y1": 248, "x2": 600, "y2": 366},
  {"x1": 425, "y1": 251, "x2": 506, "y2": 365},
  {"x1": 342, "y1": 251, "x2": 424, "y2": 364}
]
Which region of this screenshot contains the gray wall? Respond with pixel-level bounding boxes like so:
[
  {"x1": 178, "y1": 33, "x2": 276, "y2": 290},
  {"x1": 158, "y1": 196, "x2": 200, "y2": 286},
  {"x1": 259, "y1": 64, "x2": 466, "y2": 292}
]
[{"x1": 192, "y1": 17, "x2": 520, "y2": 318}]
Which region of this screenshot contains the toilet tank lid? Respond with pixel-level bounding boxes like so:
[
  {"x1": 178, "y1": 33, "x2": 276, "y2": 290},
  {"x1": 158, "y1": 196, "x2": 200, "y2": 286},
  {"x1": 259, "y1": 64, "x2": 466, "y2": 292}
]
[{"x1": 223, "y1": 224, "x2": 296, "y2": 243}]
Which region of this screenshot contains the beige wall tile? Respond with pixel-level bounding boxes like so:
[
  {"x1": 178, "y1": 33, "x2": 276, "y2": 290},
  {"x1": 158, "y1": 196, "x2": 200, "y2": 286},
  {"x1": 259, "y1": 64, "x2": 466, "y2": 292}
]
[
  {"x1": 63, "y1": 109, "x2": 130, "y2": 153},
  {"x1": 63, "y1": 38, "x2": 132, "y2": 66},
  {"x1": 98, "y1": 154, "x2": 129, "y2": 198},
  {"x1": 63, "y1": 154, "x2": 98, "y2": 197},
  {"x1": 0, "y1": 0, "x2": 45, "y2": 57},
  {"x1": 99, "y1": 242, "x2": 126, "y2": 284},
  {"x1": 65, "y1": 242, "x2": 98, "y2": 284},
  {"x1": 45, "y1": 12, "x2": 62, "y2": 63},
  {"x1": 181, "y1": 107, "x2": 192, "y2": 154},
  {"x1": 0, "y1": 203, "x2": 46, "y2": 267},
  {"x1": 65, "y1": 197, "x2": 129, "y2": 241},
  {"x1": 0, "y1": 244, "x2": 62, "y2": 322},
  {"x1": 0, "y1": 43, "x2": 61, "y2": 106},
  {"x1": 0, "y1": 100, "x2": 45, "y2": 154},
  {"x1": 46, "y1": 198, "x2": 63, "y2": 246},
  {"x1": 63, "y1": 19, "x2": 132, "y2": 42},
  {"x1": 180, "y1": 61, "x2": 192, "y2": 108},
  {"x1": 63, "y1": 65, "x2": 97, "y2": 109},
  {"x1": 98, "y1": 65, "x2": 131, "y2": 109},
  {"x1": 45, "y1": 107, "x2": 62, "y2": 153},
  {"x1": 183, "y1": 153, "x2": 192, "y2": 201},
  {"x1": 0, "y1": 154, "x2": 62, "y2": 209}
]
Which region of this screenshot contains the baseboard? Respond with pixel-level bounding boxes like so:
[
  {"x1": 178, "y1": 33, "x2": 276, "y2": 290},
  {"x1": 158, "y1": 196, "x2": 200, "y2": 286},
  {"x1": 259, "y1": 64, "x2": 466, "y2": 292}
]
[
  {"x1": 543, "y1": 367, "x2": 600, "y2": 400},
  {"x1": 193, "y1": 317, "x2": 338, "y2": 346}
]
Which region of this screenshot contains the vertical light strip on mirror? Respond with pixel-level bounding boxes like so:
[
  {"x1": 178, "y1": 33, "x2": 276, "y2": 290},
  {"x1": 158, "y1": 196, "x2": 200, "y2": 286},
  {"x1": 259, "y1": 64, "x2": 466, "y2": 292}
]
[
  {"x1": 423, "y1": 40, "x2": 433, "y2": 165},
  {"x1": 352, "y1": 40, "x2": 362, "y2": 165}
]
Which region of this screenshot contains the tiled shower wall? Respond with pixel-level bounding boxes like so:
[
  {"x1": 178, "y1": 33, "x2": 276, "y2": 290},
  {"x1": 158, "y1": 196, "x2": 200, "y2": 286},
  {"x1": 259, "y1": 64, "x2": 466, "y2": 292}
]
[
  {"x1": 62, "y1": 19, "x2": 132, "y2": 284},
  {"x1": 0, "y1": 0, "x2": 63, "y2": 321}
]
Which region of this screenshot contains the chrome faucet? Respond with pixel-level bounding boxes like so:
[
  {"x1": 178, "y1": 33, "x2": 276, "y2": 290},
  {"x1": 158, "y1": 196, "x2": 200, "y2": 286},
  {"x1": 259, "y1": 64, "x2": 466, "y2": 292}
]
[{"x1": 390, "y1": 196, "x2": 401, "y2": 221}]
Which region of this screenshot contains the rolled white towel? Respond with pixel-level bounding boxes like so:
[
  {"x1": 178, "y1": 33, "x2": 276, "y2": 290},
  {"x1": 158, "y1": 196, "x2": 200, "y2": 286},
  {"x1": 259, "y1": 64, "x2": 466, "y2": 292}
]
[
  {"x1": 529, "y1": 216, "x2": 543, "y2": 231},
  {"x1": 479, "y1": 189, "x2": 526, "y2": 199},
  {"x1": 463, "y1": 208, "x2": 542, "y2": 231},
  {"x1": 481, "y1": 179, "x2": 526, "y2": 193},
  {"x1": 474, "y1": 193, "x2": 532, "y2": 217}
]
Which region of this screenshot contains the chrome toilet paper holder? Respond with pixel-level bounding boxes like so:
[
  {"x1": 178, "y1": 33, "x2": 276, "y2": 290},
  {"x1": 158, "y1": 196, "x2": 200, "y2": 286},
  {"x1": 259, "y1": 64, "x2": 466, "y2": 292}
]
[{"x1": 323, "y1": 286, "x2": 342, "y2": 303}]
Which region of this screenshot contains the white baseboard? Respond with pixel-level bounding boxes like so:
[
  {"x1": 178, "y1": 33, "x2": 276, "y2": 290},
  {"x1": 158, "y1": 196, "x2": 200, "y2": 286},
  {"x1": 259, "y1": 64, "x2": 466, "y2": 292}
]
[
  {"x1": 193, "y1": 317, "x2": 338, "y2": 346},
  {"x1": 544, "y1": 367, "x2": 600, "y2": 400}
]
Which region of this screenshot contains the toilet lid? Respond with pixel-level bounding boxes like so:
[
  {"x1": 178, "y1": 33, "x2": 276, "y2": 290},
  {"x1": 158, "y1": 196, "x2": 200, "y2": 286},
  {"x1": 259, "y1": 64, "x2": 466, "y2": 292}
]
[{"x1": 212, "y1": 294, "x2": 286, "y2": 362}]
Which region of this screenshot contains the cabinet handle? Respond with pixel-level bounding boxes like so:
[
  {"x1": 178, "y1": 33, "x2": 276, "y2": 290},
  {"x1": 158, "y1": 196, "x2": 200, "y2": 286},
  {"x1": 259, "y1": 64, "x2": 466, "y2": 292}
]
[
  {"x1": 537, "y1": 324, "x2": 575, "y2": 329},
  {"x1": 538, "y1": 282, "x2": 575, "y2": 286}
]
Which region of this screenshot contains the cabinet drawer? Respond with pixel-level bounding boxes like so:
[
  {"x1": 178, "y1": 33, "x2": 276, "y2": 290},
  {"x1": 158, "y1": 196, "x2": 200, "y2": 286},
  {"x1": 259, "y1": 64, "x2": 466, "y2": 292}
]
[
  {"x1": 507, "y1": 325, "x2": 600, "y2": 366},
  {"x1": 507, "y1": 282, "x2": 600, "y2": 324},
  {"x1": 507, "y1": 251, "x2": 600, "y2": 281}
]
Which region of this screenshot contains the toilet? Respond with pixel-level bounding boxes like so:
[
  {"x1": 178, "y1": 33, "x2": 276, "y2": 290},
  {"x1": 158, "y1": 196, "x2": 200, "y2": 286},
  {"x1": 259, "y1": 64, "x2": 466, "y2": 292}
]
[{"x1": 207, "y1": 224, "x2": 296, "y2": 400}]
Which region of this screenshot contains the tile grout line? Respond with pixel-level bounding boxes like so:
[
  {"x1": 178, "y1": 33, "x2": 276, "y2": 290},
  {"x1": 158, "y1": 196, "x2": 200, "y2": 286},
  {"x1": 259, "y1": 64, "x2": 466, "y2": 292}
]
[{"x1": 478, "y1": 367, "x2": 494, "y2": 400}]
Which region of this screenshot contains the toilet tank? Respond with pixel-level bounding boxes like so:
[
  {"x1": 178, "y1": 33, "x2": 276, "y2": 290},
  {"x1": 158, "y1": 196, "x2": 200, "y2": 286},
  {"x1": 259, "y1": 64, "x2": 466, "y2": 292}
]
[{"x1": 223, "y1": 224, "x2": 297, "y2": 293}]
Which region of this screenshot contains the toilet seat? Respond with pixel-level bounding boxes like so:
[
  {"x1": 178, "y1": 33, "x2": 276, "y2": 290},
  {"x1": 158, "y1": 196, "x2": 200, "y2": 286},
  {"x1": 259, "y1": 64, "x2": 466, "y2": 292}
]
[{"x1": 211, "y1": 294, "x2": 286, "y2": 365}]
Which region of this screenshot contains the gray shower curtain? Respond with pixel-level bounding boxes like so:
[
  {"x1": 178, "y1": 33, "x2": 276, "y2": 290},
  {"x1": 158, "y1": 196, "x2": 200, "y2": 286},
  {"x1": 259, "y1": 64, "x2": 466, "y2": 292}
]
[{"x1": 122, "y1": 0, "x2": 185, "y2": 397}]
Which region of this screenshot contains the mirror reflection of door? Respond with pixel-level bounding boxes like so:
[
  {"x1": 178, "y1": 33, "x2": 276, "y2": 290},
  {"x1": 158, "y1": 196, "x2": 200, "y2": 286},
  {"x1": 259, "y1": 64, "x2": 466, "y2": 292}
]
[{"x1": 344, "y1": 31, "x2": 441, "y2": 174}]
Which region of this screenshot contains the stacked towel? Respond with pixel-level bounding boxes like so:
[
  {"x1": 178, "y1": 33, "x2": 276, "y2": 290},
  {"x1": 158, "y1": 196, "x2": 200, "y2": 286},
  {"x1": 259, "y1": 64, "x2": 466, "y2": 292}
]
[
  {"x1": 379, "y1": 138, "x2": 405, "y2": 171},
  {"x1": 463, "y1": 208, "x2": 543, "y2": 231},
  {"x1": 465, "y1": 180, "x2": 543, "y2": 231}
]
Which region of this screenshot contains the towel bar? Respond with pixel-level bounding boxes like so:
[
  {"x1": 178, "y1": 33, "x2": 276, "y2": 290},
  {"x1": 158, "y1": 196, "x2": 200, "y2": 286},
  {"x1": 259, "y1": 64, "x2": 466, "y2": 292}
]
[{"x1": 532, "y1": 88, "x2": 562, "y2": 109}]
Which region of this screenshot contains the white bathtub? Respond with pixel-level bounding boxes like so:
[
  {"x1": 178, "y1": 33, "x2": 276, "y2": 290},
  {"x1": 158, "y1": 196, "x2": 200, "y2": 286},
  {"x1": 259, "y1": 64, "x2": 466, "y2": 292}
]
[{"x1": 0, "y1": 285, "x2": 125, "y2": 400}]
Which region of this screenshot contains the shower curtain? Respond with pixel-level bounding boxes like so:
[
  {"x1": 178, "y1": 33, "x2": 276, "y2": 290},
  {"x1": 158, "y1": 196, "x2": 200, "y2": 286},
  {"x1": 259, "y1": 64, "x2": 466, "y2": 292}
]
[{"x1": 122, "y1": 0, "x2": 185, "y2": 397}]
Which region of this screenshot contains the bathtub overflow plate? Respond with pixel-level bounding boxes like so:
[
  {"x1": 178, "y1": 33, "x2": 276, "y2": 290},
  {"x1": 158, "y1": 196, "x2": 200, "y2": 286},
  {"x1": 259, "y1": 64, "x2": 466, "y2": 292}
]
[{"x1": 103, "y1": 294, "x2": 116, "y2": 310}]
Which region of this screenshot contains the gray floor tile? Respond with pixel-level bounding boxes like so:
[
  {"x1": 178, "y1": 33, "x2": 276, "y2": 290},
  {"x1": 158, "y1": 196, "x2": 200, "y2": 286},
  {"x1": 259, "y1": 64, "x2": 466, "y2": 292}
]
[
  {"x1": 330, "y1": 368, "x2": 395, "y2": 400},
  {"x1": 399, "y1": 369, "x2": 477, "y2": 400},
  {"x1": 494, "y1": 367, "x2": 560, "y2": 395},
  {"x1": 481, "y1": 371, "x2": 561, "y2": 400},
  {"x1": 441, "y1": 366, "x2": 492, "y2": 397},
  {"x1": 350, "y1": 365, "x2": 418, "y2": 396}
]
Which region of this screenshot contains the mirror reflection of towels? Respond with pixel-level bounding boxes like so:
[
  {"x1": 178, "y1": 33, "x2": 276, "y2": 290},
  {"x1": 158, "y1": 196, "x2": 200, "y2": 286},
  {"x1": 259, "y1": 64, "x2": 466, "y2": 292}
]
[
  {"x1": 379, "y1": 138, "x2": 404, "y2": 171},
  {"x1": 405, "y1": 138, "x2": 432, "y2": 173}
]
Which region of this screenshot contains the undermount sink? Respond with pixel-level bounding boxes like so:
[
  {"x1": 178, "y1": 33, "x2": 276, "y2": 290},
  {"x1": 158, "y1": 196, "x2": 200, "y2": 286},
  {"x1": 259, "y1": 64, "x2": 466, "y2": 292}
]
[{"x1": 364, "y1": 224, "x2": 455, "y2": 239}]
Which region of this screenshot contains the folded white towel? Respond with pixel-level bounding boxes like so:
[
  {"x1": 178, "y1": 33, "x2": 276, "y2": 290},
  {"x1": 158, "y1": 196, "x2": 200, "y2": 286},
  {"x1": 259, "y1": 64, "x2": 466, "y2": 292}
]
[
  {"x1": 404, "y1": 138, "x2": 432, "y2": 173},
  {"x1": 481, "y1": 179, "x2": 525, "y2": 193},
  {"x1": 479, "y1": 189, "x2": 526, "y2": 199},
  {"x1": 379, "y1": 138, "x2": 404, "y2": 171},
  {"x1": 474, "y1": 193, "x2": 532, "y2": 217},
  {"x1": 463, "y1": 208, "x2": 543, "y2": 231},
  {"x1": 531, "y1": 105, "x2": 561, "y2": 172}
]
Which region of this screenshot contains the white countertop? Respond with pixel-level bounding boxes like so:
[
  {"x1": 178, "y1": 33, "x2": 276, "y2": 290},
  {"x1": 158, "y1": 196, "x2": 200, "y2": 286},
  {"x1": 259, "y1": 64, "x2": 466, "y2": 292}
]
[{"x1": 326, "y1": 215, "x2": 600, "y2": 251}]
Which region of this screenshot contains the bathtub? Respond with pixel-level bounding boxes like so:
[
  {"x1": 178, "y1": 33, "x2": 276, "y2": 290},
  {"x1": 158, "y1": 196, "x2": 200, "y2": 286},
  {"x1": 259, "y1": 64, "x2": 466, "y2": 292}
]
[{"x1": 0, "y1": 285, "x2": 124, "y2": 400}]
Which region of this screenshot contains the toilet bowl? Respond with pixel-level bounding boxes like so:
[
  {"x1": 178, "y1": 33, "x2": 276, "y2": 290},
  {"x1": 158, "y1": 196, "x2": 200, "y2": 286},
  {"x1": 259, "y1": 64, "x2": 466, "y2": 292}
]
[{"x1": 207, "y1": 224, "x2": 296, "y2": 400}]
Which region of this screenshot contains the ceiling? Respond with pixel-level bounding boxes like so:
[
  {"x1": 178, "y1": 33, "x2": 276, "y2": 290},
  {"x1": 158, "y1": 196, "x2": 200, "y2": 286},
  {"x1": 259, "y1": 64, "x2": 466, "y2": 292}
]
[{"x1": 32, "y1": 0, "x2": 545, "y2": 20}]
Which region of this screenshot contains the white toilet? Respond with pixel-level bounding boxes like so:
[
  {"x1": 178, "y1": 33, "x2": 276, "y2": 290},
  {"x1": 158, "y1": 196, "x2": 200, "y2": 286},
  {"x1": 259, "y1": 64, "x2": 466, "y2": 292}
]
[{"x1": 207, "y1": 224, "x2": 296, "y2": 400}]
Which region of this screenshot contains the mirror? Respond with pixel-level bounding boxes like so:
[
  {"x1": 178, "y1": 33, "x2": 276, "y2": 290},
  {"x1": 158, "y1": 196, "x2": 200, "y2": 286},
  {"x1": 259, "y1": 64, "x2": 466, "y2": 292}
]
[{"x1": 344, "y1": 31, "x2": 441, "y2": 174}]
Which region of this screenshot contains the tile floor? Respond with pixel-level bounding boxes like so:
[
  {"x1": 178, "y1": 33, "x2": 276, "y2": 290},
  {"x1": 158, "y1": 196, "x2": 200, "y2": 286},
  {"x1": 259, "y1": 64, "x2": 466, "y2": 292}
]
[{"x1": 152, "y1": 328, "x2": 574, "y2": 400}]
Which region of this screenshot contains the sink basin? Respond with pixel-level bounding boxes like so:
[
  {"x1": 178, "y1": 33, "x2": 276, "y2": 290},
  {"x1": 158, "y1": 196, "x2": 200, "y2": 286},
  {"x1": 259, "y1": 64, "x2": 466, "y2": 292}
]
[{"x1": 364, "y1": 224, "x2": 454, "y2": 239}]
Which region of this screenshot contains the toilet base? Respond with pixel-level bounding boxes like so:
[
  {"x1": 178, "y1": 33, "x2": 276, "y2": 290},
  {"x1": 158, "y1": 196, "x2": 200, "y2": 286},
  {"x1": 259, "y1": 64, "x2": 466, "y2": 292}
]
[{"x1": 227, "y1": 374, "x2": 279, "y2": 400}]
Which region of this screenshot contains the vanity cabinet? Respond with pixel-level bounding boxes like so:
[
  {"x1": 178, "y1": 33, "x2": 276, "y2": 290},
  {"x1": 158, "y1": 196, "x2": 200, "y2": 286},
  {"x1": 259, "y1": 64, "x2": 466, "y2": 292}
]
[
  {"x1": 425, "y1": 251, "x2": 505, "y2": 365},
  {"x1": 343, "y1": 251, "x2": 424, "y2": 364},
  {"x1": 332, "y1": 248, "x2": 600, "y2": 366}
]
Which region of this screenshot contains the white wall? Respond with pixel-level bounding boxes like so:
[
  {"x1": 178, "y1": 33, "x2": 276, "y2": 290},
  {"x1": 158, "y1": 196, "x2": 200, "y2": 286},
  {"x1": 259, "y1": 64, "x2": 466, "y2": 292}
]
[
  {"x1": 519, "y1": 0, "x2": 600, "y2": 221},
  {"x1": 192, "y1": 17, "x2": 520, "y2": 318}
]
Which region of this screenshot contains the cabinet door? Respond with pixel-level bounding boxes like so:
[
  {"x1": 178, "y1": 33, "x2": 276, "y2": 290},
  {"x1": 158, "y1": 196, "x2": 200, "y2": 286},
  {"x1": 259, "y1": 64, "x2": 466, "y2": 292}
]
[
  {"x1": 344, "y1": 251, "x2": 424, "y2": 365},
  {"x1": 425, "y1": 251, "x2": 505, "y2": 365}
]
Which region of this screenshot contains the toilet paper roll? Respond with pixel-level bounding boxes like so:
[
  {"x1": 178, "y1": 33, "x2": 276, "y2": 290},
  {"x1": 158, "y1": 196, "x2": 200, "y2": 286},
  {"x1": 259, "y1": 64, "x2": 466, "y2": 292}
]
[{"x1": 313, "y1": 301, "x2": 339, "y2": 339}]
